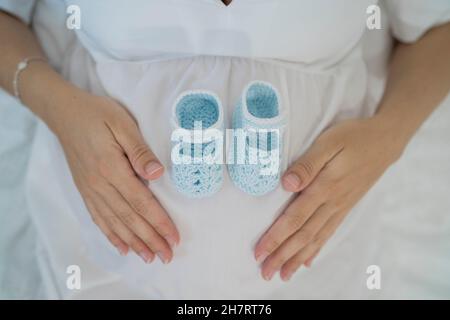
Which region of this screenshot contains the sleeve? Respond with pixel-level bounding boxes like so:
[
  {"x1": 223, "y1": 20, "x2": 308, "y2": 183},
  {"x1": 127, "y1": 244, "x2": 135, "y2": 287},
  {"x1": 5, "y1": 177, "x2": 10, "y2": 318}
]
[
  {"x1": 0, "y1": 0, "x2": 37, "y2": 25},
  {"x1": 383, "y1": 0, "x2": 450, "y2": 43}
]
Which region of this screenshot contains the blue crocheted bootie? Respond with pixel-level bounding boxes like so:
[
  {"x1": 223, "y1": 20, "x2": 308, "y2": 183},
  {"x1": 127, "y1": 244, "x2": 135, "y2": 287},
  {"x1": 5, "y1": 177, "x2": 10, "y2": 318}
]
[
  {"x1": 228, "y1": 81, "x2": 286, "y2": 196},
  {"x1": 171, "y1": 90, "x2": 224, "y2": 198}
]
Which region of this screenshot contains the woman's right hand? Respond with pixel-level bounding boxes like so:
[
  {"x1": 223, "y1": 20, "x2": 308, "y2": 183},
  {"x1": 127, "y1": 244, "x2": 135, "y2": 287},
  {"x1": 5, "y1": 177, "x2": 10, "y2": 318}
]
[
  {"x1": 0, "y1": 10, "x2": 179, "y2": 264},
  {"x1": 53, "y1": 91, "x2": 180, "y2": 264}
]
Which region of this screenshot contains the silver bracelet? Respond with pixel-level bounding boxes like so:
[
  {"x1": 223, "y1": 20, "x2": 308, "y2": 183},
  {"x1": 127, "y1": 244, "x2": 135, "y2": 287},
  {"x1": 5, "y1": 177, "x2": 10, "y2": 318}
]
[{"x1": 13, "y1": 56, "x2": 47, "y2": 101}]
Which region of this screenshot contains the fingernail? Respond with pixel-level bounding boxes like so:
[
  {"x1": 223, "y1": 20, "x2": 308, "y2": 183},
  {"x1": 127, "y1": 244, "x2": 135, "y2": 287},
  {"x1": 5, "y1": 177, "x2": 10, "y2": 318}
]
[
  {"x1": 255, "y1": 252, "x2": 269, "y2": 264},
  {"x1": 145, "y1": 162, "x2": 163, "y2": 179},
  {"x1": 263, "y1": 269, "x2": 275, "y2": 281},
  {"x1": 281, "y1": 271, "x2": 293, "y2": 282},
  {"x1": 117, "y1": 246, "x2": 128, "y2": 256},
  {"x1": 139, "y1": 251, "x2": 153, "y2": 263},
  {"x1": 283, "y1": 173, "x2": 301, "y2": 191},
  {"x1": 157, "y1": 251, "x2": 170, "y2": 264},
  {"x1": 165, "y1": 235, "x2": 178, "y2": 249}
]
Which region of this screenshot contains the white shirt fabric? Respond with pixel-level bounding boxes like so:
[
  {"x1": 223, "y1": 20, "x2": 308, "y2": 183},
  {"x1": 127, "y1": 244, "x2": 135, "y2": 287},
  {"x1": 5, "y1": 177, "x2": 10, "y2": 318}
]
[{"x1": 1, "y1": 0, "x2": 449, "y2": 299}]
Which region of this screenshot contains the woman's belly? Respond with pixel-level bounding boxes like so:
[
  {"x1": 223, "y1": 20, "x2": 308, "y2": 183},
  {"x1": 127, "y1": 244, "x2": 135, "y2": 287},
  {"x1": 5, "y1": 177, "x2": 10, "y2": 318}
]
[{"x1": 25, "y1": 49, "x2": 379, "y2": 298}]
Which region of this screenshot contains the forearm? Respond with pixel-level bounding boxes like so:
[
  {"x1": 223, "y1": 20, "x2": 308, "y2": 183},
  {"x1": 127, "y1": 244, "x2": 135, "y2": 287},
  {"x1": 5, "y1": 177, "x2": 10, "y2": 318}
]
[
  {"x1": 0, "y1": 11, "x2": 85, "y2": 134},
  {"x1": 375, "y1": 22, "x2": 450, "y2": 152}
]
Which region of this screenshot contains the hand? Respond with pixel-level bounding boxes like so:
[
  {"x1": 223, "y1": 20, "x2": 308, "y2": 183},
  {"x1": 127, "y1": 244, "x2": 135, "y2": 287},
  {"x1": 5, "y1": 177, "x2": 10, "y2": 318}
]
[
  {"x1": 254, "y1": 116, "x2": 404, "y2": 281},
  {"x1": 55, "y1": 92, "x2": 180, "y2": 264}
]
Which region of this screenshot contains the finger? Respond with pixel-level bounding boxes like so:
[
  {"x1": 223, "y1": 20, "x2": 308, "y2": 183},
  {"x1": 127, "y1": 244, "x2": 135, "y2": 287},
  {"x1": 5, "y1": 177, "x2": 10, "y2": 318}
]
[
  {"x1": 254, "y1": 189, "x2": 322, "y2": 263},
  {"x1": 279, "y1": 240, "x2": 321, "y2": 281},
  {"x1": 260, "y1": 204, "x2": 334, "y2": 280},
  {"x1": 98, "y1": 181, "x2": 174, "y2": 264},
  {"x1": 87, "y1": 192, "x2": 156, "y2": 263},
  {"x1": 304, "y1": 249, "x2": 320, "y2": 268},
  {"x1": 109, "y1": 153, "x2": 180, "y2": 248},
  {"x1": 280, "y1": 210, "x2": 347, "y2": 280},
  {"x1": 282, "y1": 137, "x2": 343, "y2": 192},
  {"x1": 95, "y1": 215, "x2": 129, "y2": 256},
  {"x1": 112, "y1": 120, "x2": 164, "y2": 181},
  {"x1": 84, "y1": 196, "x2": 129, "y2": 256}
]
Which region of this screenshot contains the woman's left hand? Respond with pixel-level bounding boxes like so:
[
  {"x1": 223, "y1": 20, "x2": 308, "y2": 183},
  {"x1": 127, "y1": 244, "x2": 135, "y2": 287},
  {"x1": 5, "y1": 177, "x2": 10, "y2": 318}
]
[{"x1": 254, "y1": 116, "x2": 406, "y2": 281}]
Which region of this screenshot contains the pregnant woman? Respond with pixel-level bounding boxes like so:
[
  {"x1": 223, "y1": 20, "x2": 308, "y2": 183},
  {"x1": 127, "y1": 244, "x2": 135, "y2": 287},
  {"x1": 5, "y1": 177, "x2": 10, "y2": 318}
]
[{"x1": 0, "y1": 0, "x2": 449, "y2": 299}]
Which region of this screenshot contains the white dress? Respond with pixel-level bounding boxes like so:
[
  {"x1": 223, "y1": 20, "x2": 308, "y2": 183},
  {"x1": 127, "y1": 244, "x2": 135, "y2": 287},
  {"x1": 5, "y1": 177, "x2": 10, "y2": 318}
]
[{"x1": 1, "y1": 0, "x2": 449, "y2": 299}]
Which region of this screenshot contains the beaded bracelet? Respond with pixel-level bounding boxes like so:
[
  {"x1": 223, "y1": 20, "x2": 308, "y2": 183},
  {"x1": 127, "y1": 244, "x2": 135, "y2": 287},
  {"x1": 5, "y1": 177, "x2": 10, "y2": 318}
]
[{"x1": 13, "y1": 56, "x2": 47, "y2": 101}]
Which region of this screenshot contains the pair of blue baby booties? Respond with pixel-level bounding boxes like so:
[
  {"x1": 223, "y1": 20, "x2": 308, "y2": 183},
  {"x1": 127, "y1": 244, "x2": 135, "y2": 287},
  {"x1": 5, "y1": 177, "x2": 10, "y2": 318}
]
[{"x1": 171, "y1": 81, "x2": 285, "y2": 198}]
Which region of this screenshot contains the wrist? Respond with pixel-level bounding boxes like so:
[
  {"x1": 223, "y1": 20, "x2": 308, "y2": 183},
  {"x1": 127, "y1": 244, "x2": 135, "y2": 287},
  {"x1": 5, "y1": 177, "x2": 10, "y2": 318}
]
[
  {"x1": 370, "y1": 111, "x2": 413, "y2": 163},
  {"x1": 19, "y1": 61, "x2": 90, "y2": 136}
]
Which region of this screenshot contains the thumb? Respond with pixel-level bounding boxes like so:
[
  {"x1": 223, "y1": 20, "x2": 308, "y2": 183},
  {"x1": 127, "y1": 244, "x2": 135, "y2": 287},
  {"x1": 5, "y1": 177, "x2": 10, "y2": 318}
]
[
  {"x1": 282, "y1": 137, "x2": 341, "y2": 192},
  {"x1": 116, "y1": 124, "x2": 164, "y2": 181}
]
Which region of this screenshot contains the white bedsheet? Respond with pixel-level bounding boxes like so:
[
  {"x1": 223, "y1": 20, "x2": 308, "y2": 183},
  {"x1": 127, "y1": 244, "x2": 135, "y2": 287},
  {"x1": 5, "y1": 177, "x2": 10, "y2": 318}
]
[{"x1": 0, "y1": 88, "x2": 449, "y2": 299}]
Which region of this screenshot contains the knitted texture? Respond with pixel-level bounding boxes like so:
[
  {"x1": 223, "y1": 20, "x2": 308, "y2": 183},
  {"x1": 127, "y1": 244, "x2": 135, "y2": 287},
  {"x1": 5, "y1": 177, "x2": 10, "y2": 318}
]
[
  {"x1": 171, "y1": 91, "x2": 223, "y2": 198},
  {"x1": 246, "y1": 83, "x2": 279, "y2": 119},
  {"x1": 228, "y1": 81, "x2": 284, "y2": 196},
  {"x1": 176, "y1": 93, "x2": 219, "y2": 129}
]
